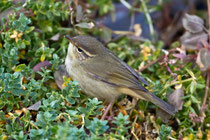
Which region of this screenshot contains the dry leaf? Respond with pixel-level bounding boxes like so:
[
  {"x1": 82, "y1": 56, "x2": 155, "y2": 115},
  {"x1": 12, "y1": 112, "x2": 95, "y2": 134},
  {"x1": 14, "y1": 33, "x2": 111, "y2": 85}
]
[
  {"x1": 27, "y1": 101, "x2": 41, "y2": 111},
  {"x1": 180, "y1": 31, "x2": 208, "y2": 50},
  {"x1": 134, "y1": 24, "x2": 142, "y2": 37},
  {"x1": 181, "y1": 13, "x2": 208, "y2": 51},
  {"x1": 50, "y1": 33, "x2": 60, "y2": 41},
  {"x1": 172, "y1": 47, "x2": 186, "y2": 59},
  {"x1": 182, "y1": 13, "x2": 204, "y2": 33},
  {"x1": 15, "y1": 110, "x2": 23, "y2": 115},
  {"x1": 196, "y1": 48, "x2": 210, "y2": 71},
  {"x1": 172, "y1": 53, "x2": 186, "y2": 59},
  {"x1": 168, "y1": 85, "x2": 184, "y2": 112},
  {"x1": 33, "y1": 60, "x2": 52, "y2": 72}
]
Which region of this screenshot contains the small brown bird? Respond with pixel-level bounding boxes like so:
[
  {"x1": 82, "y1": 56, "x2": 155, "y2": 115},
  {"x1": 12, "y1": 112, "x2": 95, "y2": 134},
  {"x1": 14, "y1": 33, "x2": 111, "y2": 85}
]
[{"x1": 65, "y1": 35, "x2": 175, "y2": 118}]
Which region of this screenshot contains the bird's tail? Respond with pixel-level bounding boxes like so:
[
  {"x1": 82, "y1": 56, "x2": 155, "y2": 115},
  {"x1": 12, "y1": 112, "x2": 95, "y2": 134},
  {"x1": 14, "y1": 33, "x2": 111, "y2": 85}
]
[{"x1": 135, "y1": 90, "x2": 175, "y2": 116}]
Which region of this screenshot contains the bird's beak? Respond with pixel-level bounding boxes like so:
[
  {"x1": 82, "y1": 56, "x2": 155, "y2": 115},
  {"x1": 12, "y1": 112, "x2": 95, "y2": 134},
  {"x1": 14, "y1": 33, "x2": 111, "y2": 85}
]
[{"x1": 64, "y1": 35, "x2": 72, "y2": 42}]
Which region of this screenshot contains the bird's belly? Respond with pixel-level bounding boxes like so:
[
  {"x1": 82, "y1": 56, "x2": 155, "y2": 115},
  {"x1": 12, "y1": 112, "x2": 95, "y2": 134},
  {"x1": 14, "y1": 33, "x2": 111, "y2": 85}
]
[
  {"x1": 65, "y1": 60, "x2": 120, "y2": 102},
  {"x1": 78, "y1": 75, "x2": 120, "y2": 102}
]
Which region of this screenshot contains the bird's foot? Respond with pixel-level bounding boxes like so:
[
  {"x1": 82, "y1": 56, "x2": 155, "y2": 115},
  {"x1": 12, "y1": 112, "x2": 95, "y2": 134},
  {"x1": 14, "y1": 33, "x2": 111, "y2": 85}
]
[{"x1": 101, "y1": 102, "x2": 113, "y2": 120}]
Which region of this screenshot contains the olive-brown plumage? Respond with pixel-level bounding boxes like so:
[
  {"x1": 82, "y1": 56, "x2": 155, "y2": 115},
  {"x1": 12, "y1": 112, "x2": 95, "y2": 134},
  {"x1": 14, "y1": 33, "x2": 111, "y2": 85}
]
[{"x1": 65, "y1": 35, "x2": 175, "y2": 115}]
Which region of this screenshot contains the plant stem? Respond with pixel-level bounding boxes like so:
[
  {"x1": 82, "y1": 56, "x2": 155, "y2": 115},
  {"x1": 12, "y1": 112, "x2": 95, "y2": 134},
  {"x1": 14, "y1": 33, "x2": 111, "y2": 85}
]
[
  {"x1": 166, "y1": 78, "x2": 194, "y2": 88},
  {"x1": 201, "y1": 0, "x2": 210, "y2": 111},
  {"x1": 137, "y1": 54, "x2": 164, "y2": 72},
  {"x1": 159, "y1": 78, "x2": 194, "y2": 94},
  {"x1": 139, "y1": 0, "x2": 155, "y2": 41},
  {"x1": 120, "y1": 0, "x2": 156, "y2": 41},
  {"x1": 101, "y1": 102, "x2": 113, "y2": 120},
  {"x1": 131, "y1": 116, "x2": 139, "y2": 140},
  {"x1": 201, "y1": 72, "x2": 210, "y2": 111},
  {"x1": 120, "y1": 0, "x2": 132, "y2": 9},
  {"x1": 208, "y1": 0, "x2": 210, "y2": 41}
]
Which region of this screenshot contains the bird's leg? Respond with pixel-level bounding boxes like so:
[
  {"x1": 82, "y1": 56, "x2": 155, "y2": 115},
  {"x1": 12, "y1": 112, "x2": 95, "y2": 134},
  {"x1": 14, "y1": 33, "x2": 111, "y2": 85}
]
[
  {"x1": 130, "y1": 98, "x2": 138, "y2": 109},
  {"x1": 101, "y1": 102, "x2": 113, "y2": 120},
  {"x1": 109, "y1": 104, "x2": 113, "y2": 116}
]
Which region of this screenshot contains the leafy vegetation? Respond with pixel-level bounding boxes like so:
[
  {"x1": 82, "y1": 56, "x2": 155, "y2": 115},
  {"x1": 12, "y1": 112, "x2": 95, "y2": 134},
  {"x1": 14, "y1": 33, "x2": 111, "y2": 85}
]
[{"x1": 0, "y1": 0, "x2": 209, "y2": 139}]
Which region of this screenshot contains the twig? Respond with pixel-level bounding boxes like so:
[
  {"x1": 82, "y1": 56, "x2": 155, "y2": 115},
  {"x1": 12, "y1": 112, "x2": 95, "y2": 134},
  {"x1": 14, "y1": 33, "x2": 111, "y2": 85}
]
[
  {"x1": 208, "y1": 0, "x2": 210, "y2": 41},
  {"x1": 129, "y1": 11, "x2": 135, "y2": 31},
  {"x1": 137, "y1": 49, "x2": 177, "y2": 72},
  {"x1": 120, "y1": 0, "x2": 132, "y2": 10},
  {"x1": 201, "y1": 0, "x2": 210, "y2": 111},
  {"x1": 119, "y1": 0, "x2": 155, "y2": 41},
  {"x1": 101, "y1": 103, "x2": 113, "y2": 120},
  {"x1": 131, "y1": 116, "x2": 139, "y2": 140},
  {"x1": 164, "y1": 58, "x2": 178, "y2": 78},
  {"x1": 201, "y1": 72, "x2": 210, "y2": 111},
  {"x1": 23, "y1": 119, "x2": 39, "y2": 130},
  {"x1": 158, "y1": 78, "x2": 194, "y2": 94},
  {"x1": 29, "y1": 121, "x2": 39, "y2": 130},
  {"x1": 119, "y1": 0, "x2": 145, "y2": 13},
  {"x1": 139, "y1": 0, "x2": 155, "y2": 41},
  {"x1": 165, "y1": 78, "x2": 194, "y2": 88},
  {"x1": 137, "y1": 54, "x2": 164, "y2": 72}
]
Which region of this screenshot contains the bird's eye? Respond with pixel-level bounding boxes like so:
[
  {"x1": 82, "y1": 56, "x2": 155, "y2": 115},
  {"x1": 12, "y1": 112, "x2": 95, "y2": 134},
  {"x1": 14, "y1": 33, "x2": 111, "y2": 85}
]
[{"x1": 77, "y1": 48, "x2": 83, "y2": 53}]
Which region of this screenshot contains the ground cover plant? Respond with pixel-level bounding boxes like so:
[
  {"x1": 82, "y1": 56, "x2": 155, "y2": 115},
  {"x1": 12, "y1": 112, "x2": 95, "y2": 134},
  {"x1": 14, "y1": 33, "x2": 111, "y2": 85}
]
[{"x1": 0, "y1": 0, "x2": 209, "y2": 139}]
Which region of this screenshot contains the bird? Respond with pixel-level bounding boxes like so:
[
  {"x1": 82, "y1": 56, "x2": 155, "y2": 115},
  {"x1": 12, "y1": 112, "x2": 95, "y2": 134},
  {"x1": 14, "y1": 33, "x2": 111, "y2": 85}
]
[{"x1": 64, "y1": 35, "x2": 175, "y2": 119}]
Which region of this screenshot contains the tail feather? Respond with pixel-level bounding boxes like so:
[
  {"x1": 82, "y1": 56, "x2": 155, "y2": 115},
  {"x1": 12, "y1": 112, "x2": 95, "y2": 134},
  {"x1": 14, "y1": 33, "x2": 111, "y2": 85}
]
[
  {"x1": 136, "y1": 90, "x2": 175, "y2": 116},
  {"x1": 118, "y1": 87, "x2": 175, "y2": 115}
]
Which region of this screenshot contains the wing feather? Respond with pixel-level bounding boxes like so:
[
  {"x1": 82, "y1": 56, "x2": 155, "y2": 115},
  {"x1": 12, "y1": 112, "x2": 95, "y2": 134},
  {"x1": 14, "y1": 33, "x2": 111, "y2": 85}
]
[{"x1": 81, "y1": 51, "x2": 148, "y2": 92}]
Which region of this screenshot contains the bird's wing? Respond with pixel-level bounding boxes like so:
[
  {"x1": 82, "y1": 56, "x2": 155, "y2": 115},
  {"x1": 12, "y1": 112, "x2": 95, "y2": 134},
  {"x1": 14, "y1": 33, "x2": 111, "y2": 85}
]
[
  {"x1": 108, "y1": 51, "x2": 149, "y2": 85},
  {"x1": 80, "y1": 52, "x2": 148, "y2": 92}
]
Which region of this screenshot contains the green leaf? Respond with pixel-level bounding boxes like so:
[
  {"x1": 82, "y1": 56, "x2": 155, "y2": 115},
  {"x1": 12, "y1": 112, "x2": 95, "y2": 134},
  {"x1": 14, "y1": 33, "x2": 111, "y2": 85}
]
[
  {"x1": 6, "y1": 124, "x2": 12, "y2": 135},
  {"x1": 12, "y1": 13, "x2": 31, "y2": 32},
  {"x1": 54, "y1": 123, "x2": 87, "y2": 139},
  {"x1": 158, "y1": 124, "x2": 171, "y2": 139},
  {"x1": 112, "y1": 113, "x2": 130, "y2": 135},
  {"x1": 15, "y1": 64, "x2": 26, "y2": 72},
  {"x1": 191, "y1": 95, "x2": 200, "y2": 103},
  {"x1": 25, "y1": 26, "x2": 35, "y2": 34},
  {"x1": 0, "y1": 111, "x2": 5, "y2": 121},
  {"x1": 87, "y1": 118, "x2": 109, "y2": 136},
  {"x1": 190, "y1": 81, "x2": 197, "y2": 94},
  {"x1": 66, "y1": 97, "x2": 75, "y2": 104},
  {"x1": 0, "y1": 68, "x2": 4, "y2": 75}
]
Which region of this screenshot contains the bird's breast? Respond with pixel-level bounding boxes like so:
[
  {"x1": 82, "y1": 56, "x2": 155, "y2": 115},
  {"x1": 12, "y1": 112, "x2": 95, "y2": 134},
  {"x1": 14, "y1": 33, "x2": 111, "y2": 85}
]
[{"x1": 65, "y1": 58, "x2": 120, "y2": 103}]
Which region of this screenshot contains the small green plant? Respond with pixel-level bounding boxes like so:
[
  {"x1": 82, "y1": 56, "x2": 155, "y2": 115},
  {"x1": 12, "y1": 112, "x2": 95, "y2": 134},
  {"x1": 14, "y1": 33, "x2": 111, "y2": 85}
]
[
  {"x1": 157, "y1": 124, "x2": 172, "y2": 140},
  {"x1": 0, "y1": 0, "x2": 208, "y2": 139}
]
